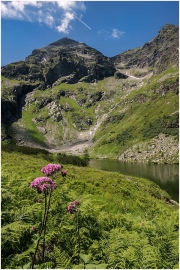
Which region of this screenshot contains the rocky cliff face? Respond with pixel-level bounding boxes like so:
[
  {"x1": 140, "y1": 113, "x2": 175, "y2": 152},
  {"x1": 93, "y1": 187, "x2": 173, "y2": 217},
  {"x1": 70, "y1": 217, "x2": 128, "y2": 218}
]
[
  {"x1": 112, "y1": 24, "x2": 179, "y2": 74},
  {"x1": 2, "y1": 37, "x2": 116, "y2": 87}
]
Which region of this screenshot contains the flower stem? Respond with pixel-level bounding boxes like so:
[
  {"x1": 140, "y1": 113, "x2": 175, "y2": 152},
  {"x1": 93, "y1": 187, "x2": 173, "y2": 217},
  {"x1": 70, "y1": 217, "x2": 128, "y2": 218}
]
[
  {"x1": 31, "y1": 192, "x2": 48, "y2": 268},
  {"x1": 42, "y1": 192, "x2": 48, "y2": 262},
  {"x1": 42, "y1": 188, "x2": 52, "y2": 261},
  {"x1": 76, "y1": 209, "x2": 80, "y2": 264}
]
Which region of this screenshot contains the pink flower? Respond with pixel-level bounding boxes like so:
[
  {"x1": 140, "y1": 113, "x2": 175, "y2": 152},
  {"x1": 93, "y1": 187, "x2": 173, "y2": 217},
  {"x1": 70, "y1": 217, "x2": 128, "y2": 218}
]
[
  {"x1": 61, "y1": 170, "x2": 67, "y2": 177},
  {"x1": 40, "y1": 183, "x2": 51, "y2": 192},
  {"x1": 68, "y1": 204, "x2": 76, "y2": 214},
  {"x1": 74, "y1": 200, "x2": 79, "y2": 206},
  {"x1": 41, "y1": 164, "x2": 61, "y2": 176},
  {"x1": 30, "y1": 177, "x2": 52, "y2": 188},
  {"x1": 67, "y1": 200, "x2": 79, "y2": 214},
  {"x1": 38, "y1": 198, "x2": 43, "y2": 203},
  {"x1": 52, "y1": 182, "x2": 57, "y2": 189},
  {"x1": 30, "y1": 177, "x2": 57, "y2": 193}
]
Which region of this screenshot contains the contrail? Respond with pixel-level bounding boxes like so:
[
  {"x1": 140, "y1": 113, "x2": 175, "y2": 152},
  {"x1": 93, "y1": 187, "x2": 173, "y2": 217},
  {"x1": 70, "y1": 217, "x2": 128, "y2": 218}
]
[{"x1": 74, "y1": 14, "x2": 91, "y2": 30}]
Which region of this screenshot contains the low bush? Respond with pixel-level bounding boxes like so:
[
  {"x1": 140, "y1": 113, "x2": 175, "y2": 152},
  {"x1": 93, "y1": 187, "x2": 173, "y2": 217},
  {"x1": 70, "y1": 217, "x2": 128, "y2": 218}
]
[
  {"x1": 142, "y1": 114, "x2": 179, "y2": 139},
  {"x1": 1, "y1": 143, "x2": 89, "y2": 167}
]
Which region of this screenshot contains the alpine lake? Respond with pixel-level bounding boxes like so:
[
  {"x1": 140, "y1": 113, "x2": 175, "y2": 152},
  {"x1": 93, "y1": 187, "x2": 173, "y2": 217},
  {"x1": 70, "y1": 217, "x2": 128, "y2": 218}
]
[{"x1": 89, "y1": 159, "x2": 179, "y2": 202}]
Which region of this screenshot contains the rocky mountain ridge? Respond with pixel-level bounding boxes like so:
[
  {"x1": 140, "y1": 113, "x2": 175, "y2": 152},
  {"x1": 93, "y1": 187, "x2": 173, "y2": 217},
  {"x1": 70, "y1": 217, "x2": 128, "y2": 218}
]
[
  {"x1": 2, "y1": 37, "x2": 116, "y2": 87},
  {"x1": 112, "y1": 24, "x2": 179, "y2": 74},
  {"x1": 1, "y1": 24, "x2": 179, "y2": 163},
  {"x1": 2, "y1": 24, "x2": 178, "y2": 84}
]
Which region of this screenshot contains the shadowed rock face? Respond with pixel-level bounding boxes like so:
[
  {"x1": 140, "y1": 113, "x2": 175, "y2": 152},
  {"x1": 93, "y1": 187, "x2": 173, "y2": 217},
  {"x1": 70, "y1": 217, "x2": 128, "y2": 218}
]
[
  {"x1": 1, "y1": 37, "x2": 116, "y2": 87},
  {"x1": 111, "y1": 24, "x2": 179, "y2": 74},
  {"x1": 1, "y1": 83, "x2": 39, "y2": 124}
]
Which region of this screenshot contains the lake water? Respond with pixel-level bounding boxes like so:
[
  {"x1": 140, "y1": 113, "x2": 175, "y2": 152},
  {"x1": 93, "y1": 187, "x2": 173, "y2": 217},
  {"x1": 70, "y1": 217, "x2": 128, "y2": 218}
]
[{"x1": 89, "y1": 159, "x2": 179, "y2": 202}]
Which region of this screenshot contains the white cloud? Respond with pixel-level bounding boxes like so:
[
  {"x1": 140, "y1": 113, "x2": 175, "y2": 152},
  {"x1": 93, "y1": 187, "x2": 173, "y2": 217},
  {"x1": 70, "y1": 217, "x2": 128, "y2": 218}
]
[
  {"x1": 1, "y1": 1, "x2": 43, "y2": 20},
  {"x1": 98, "y1": 28, "x2": 125, "y2": 39},
  {"x1": 45, "y1": 14, "x2": 54, "y2": 28},
  {"x1": 56, "y1": 1, "x2": 76, "y2": 11},
  {"x1": 76, "y1": 2, "x2": 86, "y2": 12},
  {"x1": 37, "y1": 9, "x2": 54, "y2": 28},
  {"x1": 10, "y1": 1, "x2": 26, "y2": 12},
  {"x1": 98, "y1": 29, "x2": 109, "y2": 37},
  {"x1": 56, "y1": 1, "x2": 86, "y2": 12},
  {"x1": 112, "y1": 29, "x2": 125, "y2": 39},
  {"x1": 56, "y1": 12, "x2": 74, "y2": 33},
  {"x1": 1, "y1": 1, "x2": 89, "y2": 33},
  {"x1": 1, "y1": 2, "x2": 24, "y2": 20}
]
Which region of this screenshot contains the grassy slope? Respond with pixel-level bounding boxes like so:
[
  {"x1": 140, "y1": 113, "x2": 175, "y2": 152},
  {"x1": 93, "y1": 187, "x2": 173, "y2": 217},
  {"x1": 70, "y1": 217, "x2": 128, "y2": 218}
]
[
  {"x1": 92, "y1": 69, "x2": 179, "y2": 158},
  {"x1": 2, "y1": 68, "x2": 179, "y2": 160},
  {"x1": 1, "y1": 150, "x2": 179, "y2": 269},
  {"x1": 18, "y1": 82, "x2": 99, "y2": 146},
  {"x1": 33, "y1": 69, "x2": 178, "y2": 160}
]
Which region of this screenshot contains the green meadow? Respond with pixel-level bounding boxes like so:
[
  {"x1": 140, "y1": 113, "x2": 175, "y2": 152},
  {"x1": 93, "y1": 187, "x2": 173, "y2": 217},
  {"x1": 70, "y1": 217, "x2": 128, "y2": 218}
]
[{"x1": 1, "y1": 149, "x2": 179, "y2": 269}]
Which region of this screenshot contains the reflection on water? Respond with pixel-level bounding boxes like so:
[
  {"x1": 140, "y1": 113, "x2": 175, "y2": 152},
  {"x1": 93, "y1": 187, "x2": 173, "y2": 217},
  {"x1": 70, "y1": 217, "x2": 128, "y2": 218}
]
[{"x1": 89, "y1": 159, "x2": 179, "y2": 202}]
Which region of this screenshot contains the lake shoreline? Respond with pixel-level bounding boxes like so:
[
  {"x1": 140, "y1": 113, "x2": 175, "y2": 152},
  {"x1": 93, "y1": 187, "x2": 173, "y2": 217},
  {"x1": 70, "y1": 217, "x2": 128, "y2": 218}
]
[
  {"x1": 89, "y1": 159, "x2": 179, "y2": 202},
  {"x1": 89, "y1": 157, "x2": 179, "y2": 165}
]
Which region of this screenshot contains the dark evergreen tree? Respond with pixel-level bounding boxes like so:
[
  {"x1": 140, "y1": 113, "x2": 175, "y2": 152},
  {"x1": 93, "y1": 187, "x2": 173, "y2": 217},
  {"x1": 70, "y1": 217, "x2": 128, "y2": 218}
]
[{"x1": 83, "y1": 149, "x2": 90, "y2": 165}]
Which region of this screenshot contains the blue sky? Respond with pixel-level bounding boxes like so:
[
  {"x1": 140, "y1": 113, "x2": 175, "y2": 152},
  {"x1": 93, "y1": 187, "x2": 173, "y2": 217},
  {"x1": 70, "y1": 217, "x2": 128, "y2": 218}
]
[{"x1": 1, "y1": 1, "x2": 179, "y2": 66}]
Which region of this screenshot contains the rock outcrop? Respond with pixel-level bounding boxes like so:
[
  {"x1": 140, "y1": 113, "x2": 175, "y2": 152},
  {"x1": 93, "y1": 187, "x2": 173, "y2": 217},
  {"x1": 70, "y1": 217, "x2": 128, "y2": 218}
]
[
  {"x1": 118, "y1": 133, "x2": 179, "y2": 164},
  {"x1": 112, "y1": 24, "x2": 179, "y2": 74}
]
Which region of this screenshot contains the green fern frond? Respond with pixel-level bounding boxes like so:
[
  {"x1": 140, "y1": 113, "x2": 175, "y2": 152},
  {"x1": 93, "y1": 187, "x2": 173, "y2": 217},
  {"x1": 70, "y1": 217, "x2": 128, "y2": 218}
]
[{"x1": 53, "y1": 246, "x2": 72, "y2": 268}]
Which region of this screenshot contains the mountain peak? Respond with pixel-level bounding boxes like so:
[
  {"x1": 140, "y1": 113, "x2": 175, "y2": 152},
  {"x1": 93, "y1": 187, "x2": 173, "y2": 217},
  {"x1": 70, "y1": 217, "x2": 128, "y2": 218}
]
[
  {"x1": 158, "y1": 24, "x2": 178, "y2": 35},
  {"x1": 48, "y1": 37, "x2": 80, "y2": 47}
]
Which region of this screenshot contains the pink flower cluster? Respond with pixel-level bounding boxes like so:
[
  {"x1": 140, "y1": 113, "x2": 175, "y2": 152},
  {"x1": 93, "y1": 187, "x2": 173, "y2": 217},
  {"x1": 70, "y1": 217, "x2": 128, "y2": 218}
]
[
  {"x1": 68, "y1": 200, "x2": 79, "y2": 214},
  {"x1": 30, "y1": 176, "x2": 57, "y2": 193},
  {"x1": 41, "y1": 164, "x2": 61, "y2": 176},
  {"x1": 61, "y1": 170, "x2": 67, "y2": 177}
]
